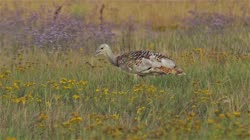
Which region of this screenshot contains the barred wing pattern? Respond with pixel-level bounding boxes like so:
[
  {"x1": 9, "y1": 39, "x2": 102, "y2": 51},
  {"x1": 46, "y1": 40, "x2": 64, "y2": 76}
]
[{"x1": 116, "y1": 50, "x2": 181, "y2": 76}]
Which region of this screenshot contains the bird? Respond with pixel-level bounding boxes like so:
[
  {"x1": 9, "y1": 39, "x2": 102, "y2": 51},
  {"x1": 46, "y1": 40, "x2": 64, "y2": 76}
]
[{"x1": 95, "y1": 44, "x2": 185, "y2": 77}]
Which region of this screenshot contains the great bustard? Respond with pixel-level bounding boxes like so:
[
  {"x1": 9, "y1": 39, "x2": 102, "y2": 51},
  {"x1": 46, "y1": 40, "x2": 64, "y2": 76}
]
[{"x1": 95, "y1": 44, "x2": 185, "y2": 76}]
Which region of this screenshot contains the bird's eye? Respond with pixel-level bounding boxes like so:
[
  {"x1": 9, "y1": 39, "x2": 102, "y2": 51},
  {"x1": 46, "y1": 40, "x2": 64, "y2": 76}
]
[{"x1": 101, "y1": 48, "x2": 103, "y2": 49}]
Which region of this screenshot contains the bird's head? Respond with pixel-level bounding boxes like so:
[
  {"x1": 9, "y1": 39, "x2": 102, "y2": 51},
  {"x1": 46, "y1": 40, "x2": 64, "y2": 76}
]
[{"x1": 95, "y1": 44, "x2": 111, "y2": 56}]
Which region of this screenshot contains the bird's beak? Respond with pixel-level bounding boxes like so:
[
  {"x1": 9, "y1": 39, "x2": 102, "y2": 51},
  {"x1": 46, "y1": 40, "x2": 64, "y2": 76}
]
[{"x1": 95, "y1": 50, "x2": 100, "y2": 56}]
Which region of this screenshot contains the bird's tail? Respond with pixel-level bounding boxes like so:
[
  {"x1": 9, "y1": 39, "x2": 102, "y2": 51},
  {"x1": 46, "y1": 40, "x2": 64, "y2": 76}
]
[
  {"x1": 174, "y1": 67, "x2": 186, "y2": 75},
  {"x1": 158, "y1": 66, "x2": 186, "y2": 75}
]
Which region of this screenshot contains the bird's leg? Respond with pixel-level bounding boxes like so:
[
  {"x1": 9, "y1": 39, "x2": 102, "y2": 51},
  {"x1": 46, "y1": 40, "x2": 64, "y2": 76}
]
[
  {"x1": 133, "y1": 74, "x2": 146, "y2": 84},
  {"x1": 136, "y1": 74, "x2": 147, "y2": 84},
  {"x1": 133, "y1": 74, "x2": 139, "y2": 82}
]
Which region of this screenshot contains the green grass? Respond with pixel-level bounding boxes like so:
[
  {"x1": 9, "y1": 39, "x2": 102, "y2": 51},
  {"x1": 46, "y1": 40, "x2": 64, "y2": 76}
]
[
  {"x1": 0, "y1": 29, "x2": 249, "y2": 140},
  {"x1": 0, "y1": 0, "x2": 250, "y2": 139},
  {"x1": 2, "y1": 0, "x2": 250, "y2": 26}
]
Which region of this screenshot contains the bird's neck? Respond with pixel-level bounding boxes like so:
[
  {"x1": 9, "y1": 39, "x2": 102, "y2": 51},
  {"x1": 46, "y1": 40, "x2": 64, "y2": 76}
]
[{"x1": 105, "y1": 49, "x2": 117, "y2": 66}]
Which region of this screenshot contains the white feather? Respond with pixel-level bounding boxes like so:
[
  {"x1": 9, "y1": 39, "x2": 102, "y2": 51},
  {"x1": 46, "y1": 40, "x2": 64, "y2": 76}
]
[
  {"x1": 96, "y1": 44, "x2": 184, "y2": 76},
  {"x1": 161, "y1": 58, "x2": 176, "y2": 68},
  {"x1": 133, "y1": 58, "x2": 152, "y2": 73}
]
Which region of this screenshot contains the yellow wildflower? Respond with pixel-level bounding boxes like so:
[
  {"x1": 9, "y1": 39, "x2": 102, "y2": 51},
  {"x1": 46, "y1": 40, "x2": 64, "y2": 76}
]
[
  {"x1": 103, "y1": 88, "x2": 109, "y2": 94},
  {"x1": 5, "y1": 137, "x2": 16, "y2": 140},
  {"x1": 207, "y1": 119, "x2": 215, "y2": 124},
  {"x1": 38, "y1": 123, "x2": 46, "y2": 128},
  {"x1": 62, "y1": 121, "x2": 71, "y2": 128},
  {"x1": 77, "y1": 80, "x2": 88, "y2": 86},
  {"x1": 4, "y1": 70, "x2": 11, "y2": 75},
  {"x1": 69, "y1": 116, "x2": 83, "y2": 123},
  {"x1": 233, "y1": 112, "x2": 241, "y2": 117},
  {"x1": 137, "y1": 106, "x2": 146, "y2": 115},
  {"x1": 189, "y1": 112, "x2": 196, "y2": 117},
  {"x1": 59, "y1": 78, "x2": 67, "y2": 84},
  {"x1": 95, "y1": 118, "x2": 103, "y2": 125},
  {"x1": 0, "y1": 74, "x2": 4, "y2": 79},
  {"x1": 159, "y1": 90, "x2": 164, "y2": 94},
  {"x1": 72, "y1": 94, "x2": 80, "y2": 100},
  {"x1": 69, "y1": 112, "x2": 83, "y2": 123},
  {"x1": 218, "y1": 114, "x2": 225, "y2": 119},
  {"x1": 5, "y1": 86, "x2": 13, "y2": 92},
  {"x1": 53, "y1": 83, "x2": 60, "y2": 90},
  {"x1": 13, "y1": 97, "x2": 27, "y2": 105},
  {"x1": 13, "y1": 82, "x2": 20, "y2": 89},
  {"x1": 24, "y1": 82, "x2": 35, "y2": 87},
  {"x1": 202, "y1": 89, "x2": 212, "y2": 96},
  {"x1": 36, "y1": 98, "x2": 42, "y2": 103},
  {"x1": 68, "y1": 79, "x2": 76, "y2": 85},
  {"x1": 63, "y1": 85, "x2": 71, "y2": 89},
  {"x1": 95, "y1": 88, "x2": 100, "y2": 92},
  {"x1": 46, "y1": 101, "x2": 51, "y2": 107},
  {"x1": 111, "y1": 114, "x2": 120, "y2": 120},
  {"x1": 38, "y1": 113, "x2": 48, "y2": 121},
  {"x1": 146, "y1": 85, "x2": 157, "y2": 93}
]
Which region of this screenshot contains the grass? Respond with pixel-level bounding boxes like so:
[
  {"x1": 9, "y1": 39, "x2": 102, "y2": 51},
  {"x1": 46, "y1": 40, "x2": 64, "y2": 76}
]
[
  {"x1": 2, "y1": 0, "x2": 250, "y2": 26},
  {"x1": 0, "y1": 0, "x2": 250, "y2": 140},
  {"x1": 0, "y1": 30, "x2": 249, "y2": 140}
]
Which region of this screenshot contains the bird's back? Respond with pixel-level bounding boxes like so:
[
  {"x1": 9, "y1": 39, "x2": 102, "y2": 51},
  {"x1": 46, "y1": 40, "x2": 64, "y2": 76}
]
[
  {"x1": 122, "y1": 50, "x2": 168, "y2": 60},
  {"x1": 115, "y1": 50, "x2": 184, "y2": 76},
  {"x1": 95, "y1": 43, "x2": 185, "y2": 76}
]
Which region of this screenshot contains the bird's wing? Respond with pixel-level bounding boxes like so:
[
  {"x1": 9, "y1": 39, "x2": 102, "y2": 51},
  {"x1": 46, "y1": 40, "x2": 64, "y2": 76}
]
[{"x1": 117, "y1": 50, "x2": 176, "y2": 74}]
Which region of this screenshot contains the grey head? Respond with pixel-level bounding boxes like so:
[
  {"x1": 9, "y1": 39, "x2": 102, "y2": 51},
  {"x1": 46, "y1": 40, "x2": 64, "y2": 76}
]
[
  {"x1": 95, "y1": 44, "x2": 111, "y2": 56},
  {"x1": 95, "y1": 44, "x2": 117, "y2": 66}
]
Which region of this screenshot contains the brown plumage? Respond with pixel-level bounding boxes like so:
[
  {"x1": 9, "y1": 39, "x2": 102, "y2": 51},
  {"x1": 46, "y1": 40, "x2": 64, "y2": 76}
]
[{"x1": 95, "y1": 44, "x2": 185, "y2": 76}]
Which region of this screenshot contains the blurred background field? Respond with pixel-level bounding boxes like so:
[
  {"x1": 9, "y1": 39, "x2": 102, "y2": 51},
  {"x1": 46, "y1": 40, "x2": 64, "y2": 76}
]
[
  {"x1": 0, "y1": 0, "x2": 250, "y2": 140},
  {"x1": 2, "y1": 0, "x2": 250, "y2": 25}
]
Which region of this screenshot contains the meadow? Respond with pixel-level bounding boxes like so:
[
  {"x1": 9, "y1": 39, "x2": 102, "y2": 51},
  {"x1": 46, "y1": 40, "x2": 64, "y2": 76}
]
[{"x1": 0, "y1": 0, "x2": 250, "y2": 140}]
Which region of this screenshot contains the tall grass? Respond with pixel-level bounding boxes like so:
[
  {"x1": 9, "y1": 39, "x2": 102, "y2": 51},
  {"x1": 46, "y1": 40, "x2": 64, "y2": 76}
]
[
  {"x1": 2, "y1": 0, "x2": 250, "y2": 26},
  {"x1": 0, "y1": 30, "x2": 249, "y2": 139},
  {"x1": 0, "y1": 0, "x2": 250, "y2": 140}
]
